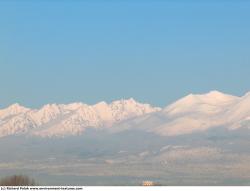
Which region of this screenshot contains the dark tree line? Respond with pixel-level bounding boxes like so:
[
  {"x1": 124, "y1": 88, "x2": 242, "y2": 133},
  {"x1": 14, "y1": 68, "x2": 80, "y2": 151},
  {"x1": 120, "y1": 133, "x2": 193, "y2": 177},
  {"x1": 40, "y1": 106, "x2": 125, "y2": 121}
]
[{"x1": 0, "y1": 175, "x2": 37, "y2": 186}]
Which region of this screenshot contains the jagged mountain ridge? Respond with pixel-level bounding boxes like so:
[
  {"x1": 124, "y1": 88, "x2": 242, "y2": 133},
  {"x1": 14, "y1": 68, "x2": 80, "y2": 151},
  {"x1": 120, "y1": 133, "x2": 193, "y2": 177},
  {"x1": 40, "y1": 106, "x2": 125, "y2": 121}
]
[
  {"x1": 110, "y1": 91, "x2": 250, "y2": 136},
  {"x1": 1, "y1": 91, "x2": 250, "y2": 138},
  {"x1": 0, "y1": 98, "x2": 161, "y2": 137}
]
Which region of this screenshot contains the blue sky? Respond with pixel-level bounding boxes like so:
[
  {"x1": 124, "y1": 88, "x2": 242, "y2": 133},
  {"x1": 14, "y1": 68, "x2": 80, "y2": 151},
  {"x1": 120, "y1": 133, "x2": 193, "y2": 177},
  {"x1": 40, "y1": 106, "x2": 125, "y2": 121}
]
[{"x1": 0, "y1": 0, "x2": 250, "y2": 108}]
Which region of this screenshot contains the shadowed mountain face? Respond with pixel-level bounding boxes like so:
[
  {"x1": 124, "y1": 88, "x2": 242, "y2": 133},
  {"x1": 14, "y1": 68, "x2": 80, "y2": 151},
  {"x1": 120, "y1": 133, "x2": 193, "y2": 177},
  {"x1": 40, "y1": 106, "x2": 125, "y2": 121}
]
[{"x1": 1, "y1": 91, "x2": 250, "y2": 185}]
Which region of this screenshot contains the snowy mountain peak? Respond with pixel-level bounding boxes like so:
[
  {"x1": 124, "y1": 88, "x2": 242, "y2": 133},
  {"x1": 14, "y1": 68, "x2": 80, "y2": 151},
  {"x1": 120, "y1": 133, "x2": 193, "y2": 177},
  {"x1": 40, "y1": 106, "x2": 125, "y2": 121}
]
[
  {"x1": 2, "y1": 91, "x2": 250, "y2": 138},
  {"x1": 111, "y1": 98, "x2": 136, "y2": 105},
  {"x1": 40, "y1": 103, "x2": 60, "y2": 110},
  {"x1": 126, "y1": 98, "x2": 137, "y2": 103},
  {"x1": 203, "y1": 90, "x2": 239, "y2": 101},
  {"x1": 184, "y1": 91, "x2": 236, "y2": 103},
  {"x1": 0, "y1": 98, "x2": 160, "y2": 137},
  {"x1": 153, "y1": 91, "x2": 249, "y2": 136},
  {"x1": 0, "y1": 103, "x2": 30, "y2": 119},
  {"x1": 94, "y1": 101, "x2": 108, "y2": 108},
  {"x1": 206, "y1": 90, "x2": 225, "y2": 96},
  {"x1": 164, "y1": 91, "x2": 239, "y2": 116},
  {"x1": 62, "y1": 102, "x2": 86, "y2": 111},
  {"x1": 7, "y1": 103, "x2": 29, "y2": 111},
  {"x1": 185, "y1": 91, "x2": 238, "y2": 101}
]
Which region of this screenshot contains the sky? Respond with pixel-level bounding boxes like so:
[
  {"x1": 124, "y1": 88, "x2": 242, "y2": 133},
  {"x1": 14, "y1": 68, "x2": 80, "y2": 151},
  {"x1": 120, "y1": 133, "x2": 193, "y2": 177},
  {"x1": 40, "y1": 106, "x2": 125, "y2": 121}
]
[{"x1": 0, "y1": 0, "x2": 250, "y2": 108}]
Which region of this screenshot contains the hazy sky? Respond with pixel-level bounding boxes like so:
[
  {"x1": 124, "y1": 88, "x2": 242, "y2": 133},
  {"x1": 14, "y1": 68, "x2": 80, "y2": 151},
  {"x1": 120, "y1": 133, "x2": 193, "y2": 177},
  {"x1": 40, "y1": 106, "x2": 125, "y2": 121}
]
[{"x1": 0, "y1": 0, "x2": 250, "y2": 108}]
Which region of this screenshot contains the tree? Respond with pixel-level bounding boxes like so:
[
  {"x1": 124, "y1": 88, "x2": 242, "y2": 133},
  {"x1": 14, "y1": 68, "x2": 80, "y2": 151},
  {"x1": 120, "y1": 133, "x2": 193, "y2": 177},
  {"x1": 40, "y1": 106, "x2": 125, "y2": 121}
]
[{"x1": 0, "y1": 175, "x2": 37, "y2": 186}]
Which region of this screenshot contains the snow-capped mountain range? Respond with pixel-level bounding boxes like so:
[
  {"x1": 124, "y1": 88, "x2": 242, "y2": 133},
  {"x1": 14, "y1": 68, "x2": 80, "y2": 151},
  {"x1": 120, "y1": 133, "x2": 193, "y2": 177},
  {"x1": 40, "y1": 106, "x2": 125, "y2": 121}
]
[
  {"x1": 1, "y1": 91, "x2": 250, "y2": 138},
  {"x1": 0, "y1": 98, "x2": 160, "y2": 137}
]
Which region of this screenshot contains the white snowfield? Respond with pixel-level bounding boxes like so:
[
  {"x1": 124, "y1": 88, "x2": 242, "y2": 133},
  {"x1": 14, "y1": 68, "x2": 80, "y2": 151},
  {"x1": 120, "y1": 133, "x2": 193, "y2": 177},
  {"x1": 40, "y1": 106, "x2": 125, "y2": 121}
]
[{"x1": 0, "y1": 91, "x2": 250, "y2": 138}]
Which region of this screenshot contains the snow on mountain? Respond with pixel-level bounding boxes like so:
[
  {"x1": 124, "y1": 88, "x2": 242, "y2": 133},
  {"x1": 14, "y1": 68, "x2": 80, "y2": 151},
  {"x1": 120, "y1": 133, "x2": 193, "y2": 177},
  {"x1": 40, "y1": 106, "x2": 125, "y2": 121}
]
[
  {"x1": 0, "y1": 113, "x2": 36, "y2": 137},
  {"x1": 151, "y1": 91, "x2": 241, "y2": 136},
  {"x1": 152, "y1": 91, "x2": 250, "y2": 136},
  {"x1": 222, "y1": 92, "x2": 250, "y2": 129},
  {"x1": 164, "y1": 91, "x2": 239, "y2": 116},
  {"x1": 0, "y1": 99, "x2": 160, "y2": 137},
  {"x1": 112, "y1": 91, "x2": 250, "y2": 136},
  {"x1": 1, "y1": 91, "x2": 250, "y2": 138},
  {"x1": 110, "y1": 98, "x2": 159, "y2": 122},
  {"x1": 0, "y1": 103, "x2": 30, "y2": 120},
  {"x1": 28, "y1": 104, "x2": 65, "y2": 125}
]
